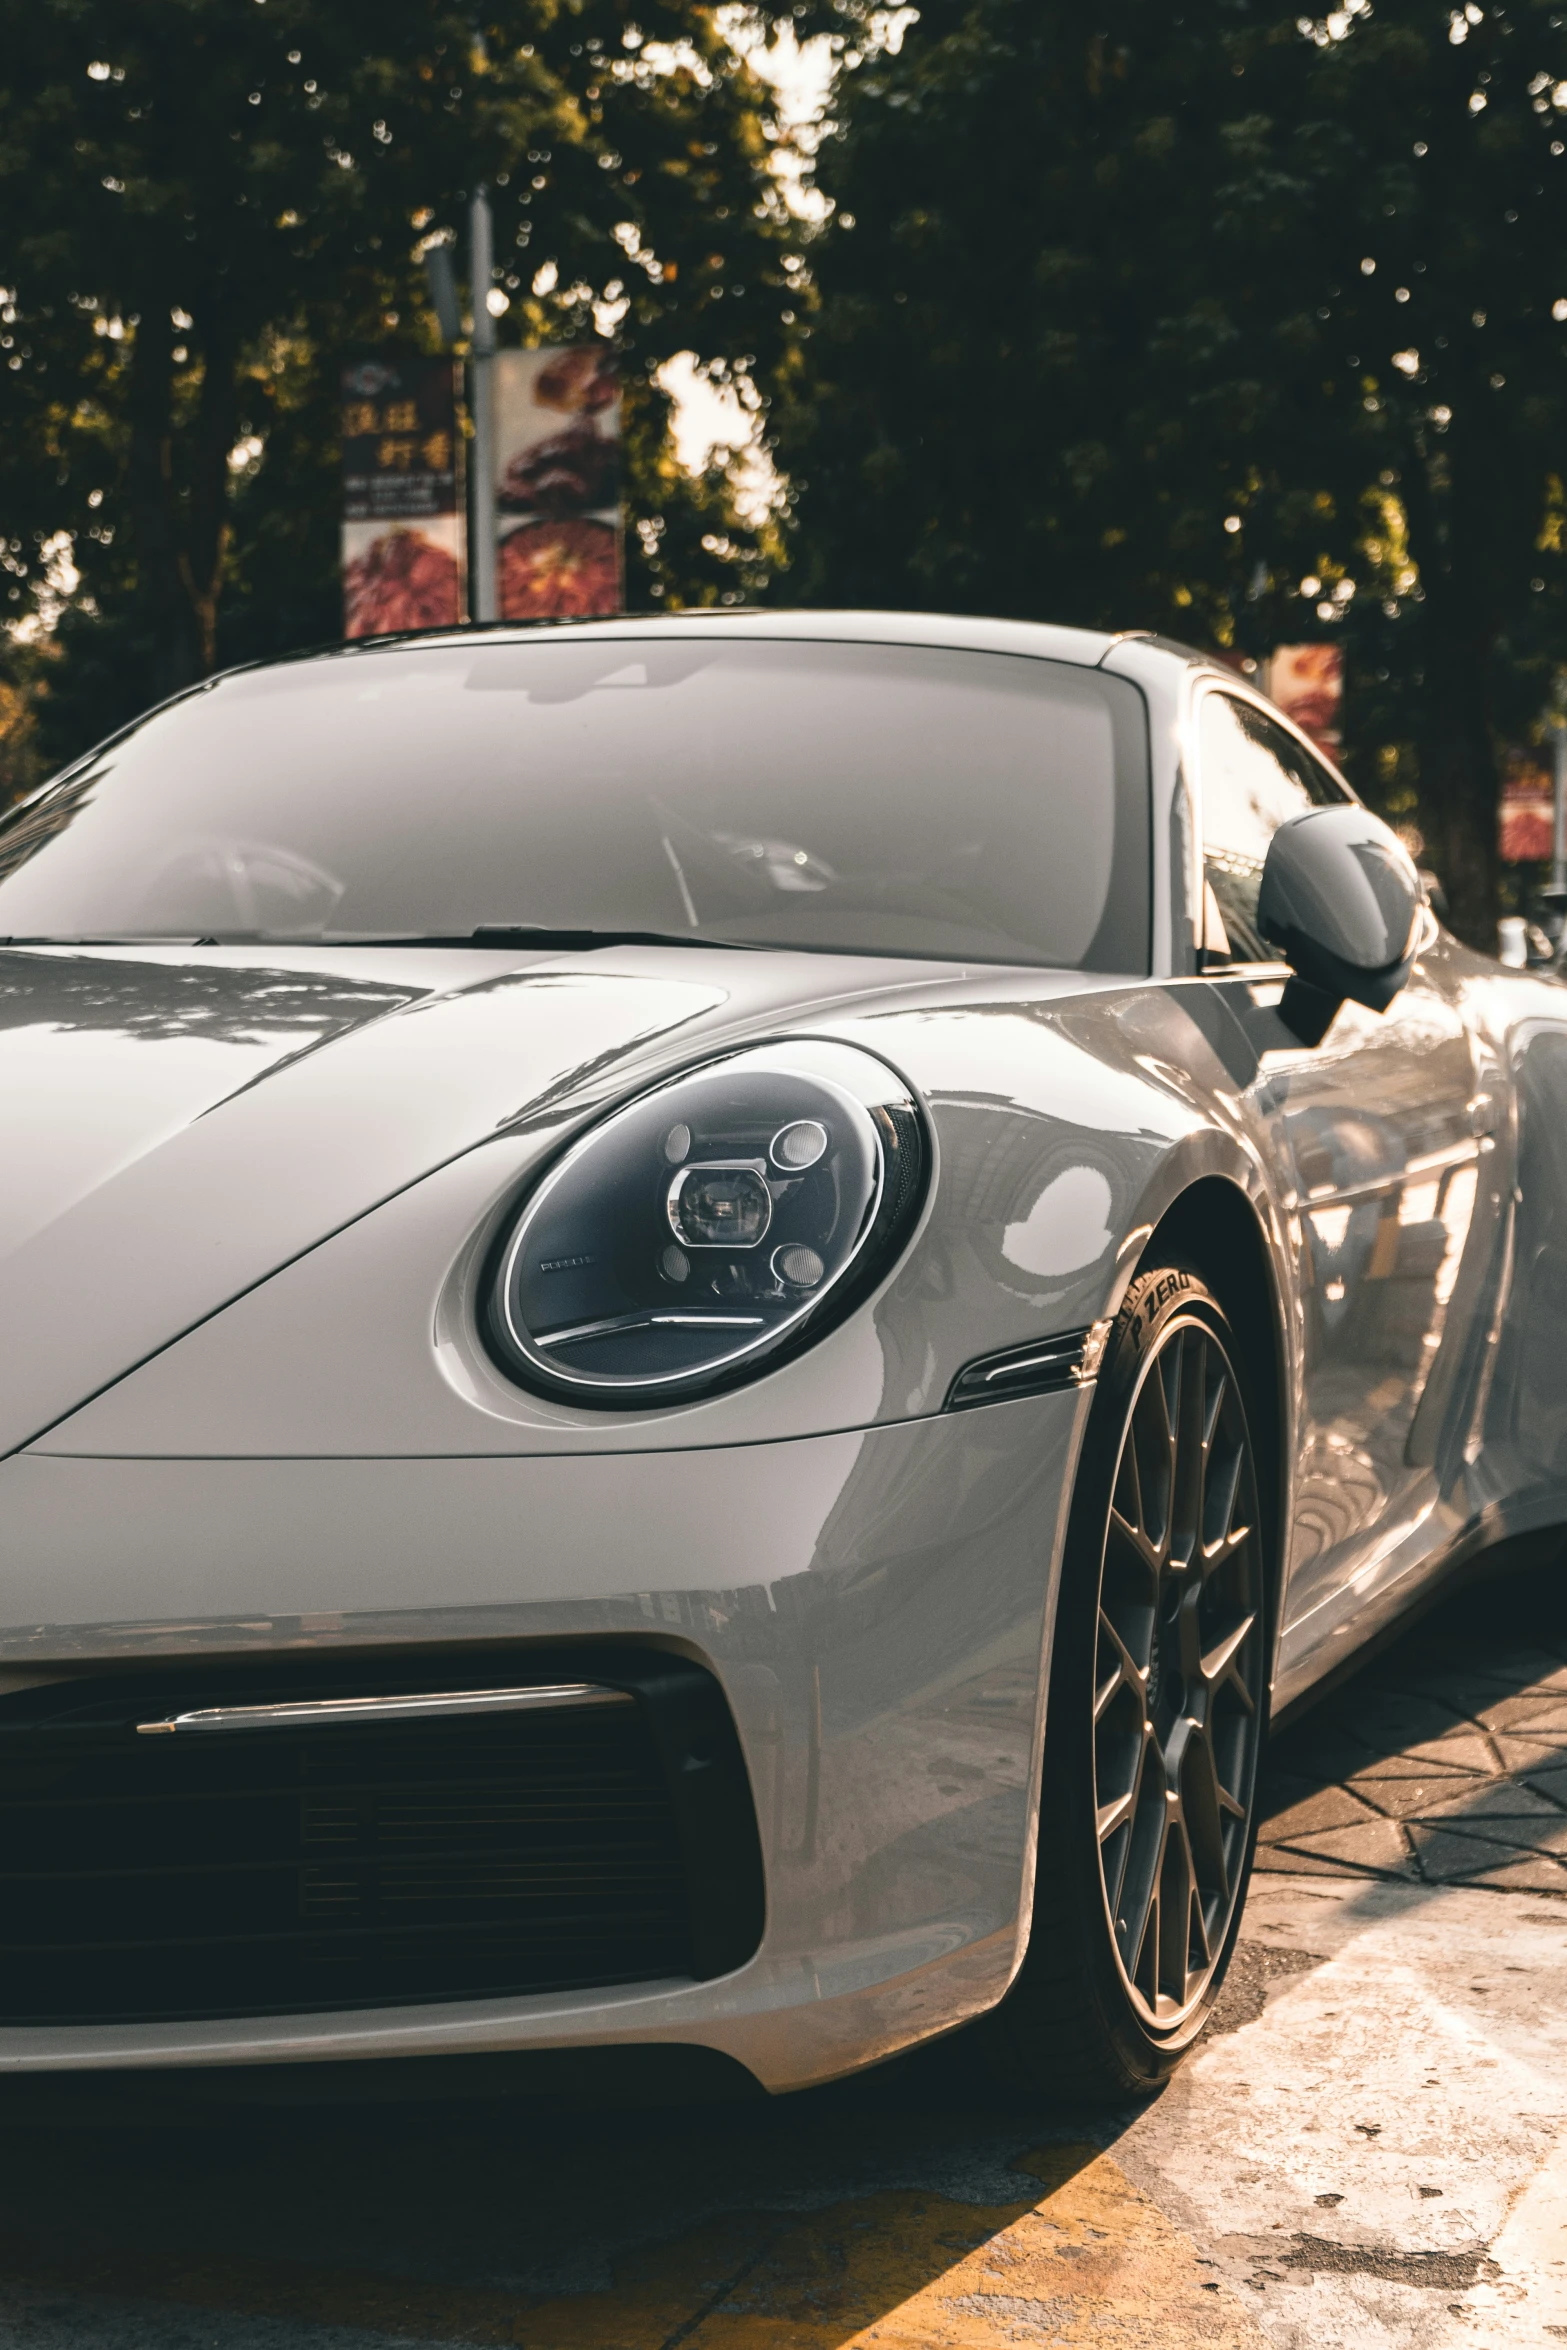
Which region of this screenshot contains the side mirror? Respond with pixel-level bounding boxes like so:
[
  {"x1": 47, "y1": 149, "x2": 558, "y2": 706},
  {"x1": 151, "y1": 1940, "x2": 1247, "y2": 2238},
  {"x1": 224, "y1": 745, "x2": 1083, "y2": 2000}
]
[{"x1": 1257, "y1": 805, "x2": 1423, "y2": 1046}]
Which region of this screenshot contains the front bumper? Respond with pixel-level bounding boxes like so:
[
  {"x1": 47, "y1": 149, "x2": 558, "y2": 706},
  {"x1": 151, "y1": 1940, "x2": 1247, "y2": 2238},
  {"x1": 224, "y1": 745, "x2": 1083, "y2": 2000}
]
[{"x1": 0, "y1": 1388, "x2": 1086, "y2": 2090}]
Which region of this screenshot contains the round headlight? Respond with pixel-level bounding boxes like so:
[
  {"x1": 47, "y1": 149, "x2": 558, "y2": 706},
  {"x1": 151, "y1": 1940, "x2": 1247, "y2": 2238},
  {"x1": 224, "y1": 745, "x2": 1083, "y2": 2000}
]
[{"x1": 488, "y1": 1039, "x2": 927, "y2": 1405}]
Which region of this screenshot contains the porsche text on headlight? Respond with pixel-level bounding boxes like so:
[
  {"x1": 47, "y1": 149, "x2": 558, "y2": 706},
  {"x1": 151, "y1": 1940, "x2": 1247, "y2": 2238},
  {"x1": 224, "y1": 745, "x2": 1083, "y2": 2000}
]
[{"x1": 488, "y1": 1040, "x2": 927, "y2": 1404}]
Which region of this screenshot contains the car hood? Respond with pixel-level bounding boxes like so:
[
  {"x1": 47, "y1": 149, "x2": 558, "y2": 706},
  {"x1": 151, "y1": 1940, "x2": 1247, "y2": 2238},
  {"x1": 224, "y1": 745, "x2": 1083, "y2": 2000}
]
[{"x1": 0, "y1": 940, "x2": 963, "y2": 1457}]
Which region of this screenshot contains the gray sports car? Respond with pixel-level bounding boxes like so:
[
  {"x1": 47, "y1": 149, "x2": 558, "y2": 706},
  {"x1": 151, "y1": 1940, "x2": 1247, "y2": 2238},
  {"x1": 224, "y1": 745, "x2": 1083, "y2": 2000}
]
[{"x1": 0, "y1": 610, "x2": 1556, "y2": 2099}]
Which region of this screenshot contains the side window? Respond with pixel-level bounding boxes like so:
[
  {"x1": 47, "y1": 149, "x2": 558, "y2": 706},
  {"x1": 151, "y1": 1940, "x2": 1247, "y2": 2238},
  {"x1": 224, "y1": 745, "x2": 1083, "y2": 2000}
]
[{"x1": 1197, "y1": 692, "x2": 1344, "y2": 963}]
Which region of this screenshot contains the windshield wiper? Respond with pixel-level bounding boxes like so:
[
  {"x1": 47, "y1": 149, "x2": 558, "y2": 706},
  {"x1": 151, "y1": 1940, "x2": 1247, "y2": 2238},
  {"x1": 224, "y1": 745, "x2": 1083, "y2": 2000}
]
[
  {"x1": 373, "y1": 926, "x2": 767, "y2": 952},
  {"x1": 474, "y1": 925, "x2": 763, "y2": 950},
  {"x1": 0, "y1": 928, "x2": 763, "y2": 951},
  {"x1": 0, "y1": 935, "x2": 211, "y2": 946}
]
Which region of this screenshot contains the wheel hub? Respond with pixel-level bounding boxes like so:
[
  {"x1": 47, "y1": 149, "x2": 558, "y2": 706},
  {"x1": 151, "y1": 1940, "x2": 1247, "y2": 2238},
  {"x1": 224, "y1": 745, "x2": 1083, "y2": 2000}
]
[{"x1": 1091, "y1": 1312, "x2": 1264, "y2": 2029}]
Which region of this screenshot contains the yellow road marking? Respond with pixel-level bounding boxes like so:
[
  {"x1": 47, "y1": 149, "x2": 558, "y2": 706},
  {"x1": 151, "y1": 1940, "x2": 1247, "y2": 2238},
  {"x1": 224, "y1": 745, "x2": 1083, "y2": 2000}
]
[
  {"x1": 0, "y1": 2143, "x2": 1269, "y2": 2346},
  {"x1": 514, "y1": 2147, "x2": 1271, "y2": 2348}
]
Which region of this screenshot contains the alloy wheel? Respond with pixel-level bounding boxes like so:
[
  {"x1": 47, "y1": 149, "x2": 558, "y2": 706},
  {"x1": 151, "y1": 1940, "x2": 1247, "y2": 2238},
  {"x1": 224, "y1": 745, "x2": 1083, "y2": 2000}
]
[{"x1": 1092, "y1": 1312, "x2": 1264, "y2": 2028}]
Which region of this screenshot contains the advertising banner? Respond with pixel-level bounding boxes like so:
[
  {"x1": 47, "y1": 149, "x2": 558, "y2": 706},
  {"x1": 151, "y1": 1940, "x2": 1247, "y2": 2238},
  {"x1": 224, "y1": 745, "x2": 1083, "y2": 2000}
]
[
  {"x1": 1500, "y1": 752, "x2": 1555, "y2": 863},
  {"x1": 492, "y1": 346, "x2": 621, "y2": 619},
  {"x1": 340, "y1": 352, "x2": 463, "y2": 637},
  {"x1": 1267, "y1": 643, "x2": 1343, "y2": 758}
]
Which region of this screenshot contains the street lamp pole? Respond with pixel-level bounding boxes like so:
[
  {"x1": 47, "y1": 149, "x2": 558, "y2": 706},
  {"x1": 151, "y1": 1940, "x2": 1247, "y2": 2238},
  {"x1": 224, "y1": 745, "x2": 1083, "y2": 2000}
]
[{"x1": 468, "y1": 187, "x2": 497, "y2": 624}]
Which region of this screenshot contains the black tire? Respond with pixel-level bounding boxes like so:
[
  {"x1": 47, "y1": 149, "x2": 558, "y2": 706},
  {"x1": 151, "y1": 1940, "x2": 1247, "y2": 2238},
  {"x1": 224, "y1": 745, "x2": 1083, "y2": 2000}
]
[{"x1": 976, "y1": 1263, "x2": 1272, "y2": 2100}]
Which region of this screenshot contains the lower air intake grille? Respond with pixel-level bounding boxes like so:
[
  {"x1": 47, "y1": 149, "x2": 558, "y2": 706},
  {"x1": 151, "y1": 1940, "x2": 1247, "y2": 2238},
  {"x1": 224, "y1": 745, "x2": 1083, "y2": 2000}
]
[{"x1": 0, "y1": 1655, "x2": 762, "y2": 2026}]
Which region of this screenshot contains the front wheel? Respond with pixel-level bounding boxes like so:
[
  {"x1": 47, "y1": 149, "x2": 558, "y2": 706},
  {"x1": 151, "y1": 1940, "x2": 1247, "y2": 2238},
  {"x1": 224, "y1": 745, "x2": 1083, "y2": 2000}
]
[{"x1": 977, "y1": 1264, "x2": 1271, "y2": 2100}]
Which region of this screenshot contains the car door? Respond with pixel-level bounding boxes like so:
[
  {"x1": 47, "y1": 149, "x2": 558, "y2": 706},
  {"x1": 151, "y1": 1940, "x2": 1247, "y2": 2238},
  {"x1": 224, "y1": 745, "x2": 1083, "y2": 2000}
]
[{"x1": 1192, "y1": 685, "x2": 1490, "y2": 1664}]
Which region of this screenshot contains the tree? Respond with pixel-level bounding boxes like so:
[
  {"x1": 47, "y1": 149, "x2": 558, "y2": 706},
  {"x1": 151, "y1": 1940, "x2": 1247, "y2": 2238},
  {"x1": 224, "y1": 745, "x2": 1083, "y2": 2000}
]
[
  {"x1": 1219, "y1": 2, "x2": 1567, "y2": 942},
  {"x1": 775, "y1": 1, "x2": 1567, "y2": 944},
  {"x1": 0, "y1": 0, "x2": 805, "y2": 759},
  {"x1": 770, "y1": 7, "x2": 1247, "y2": 630}
]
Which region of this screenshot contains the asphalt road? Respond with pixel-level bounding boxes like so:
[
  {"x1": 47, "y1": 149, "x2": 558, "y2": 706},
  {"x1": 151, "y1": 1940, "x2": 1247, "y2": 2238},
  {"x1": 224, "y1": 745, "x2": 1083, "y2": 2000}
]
[{"x1": 2, "y1": 1564, "x2": 1566, "y2": 2350}]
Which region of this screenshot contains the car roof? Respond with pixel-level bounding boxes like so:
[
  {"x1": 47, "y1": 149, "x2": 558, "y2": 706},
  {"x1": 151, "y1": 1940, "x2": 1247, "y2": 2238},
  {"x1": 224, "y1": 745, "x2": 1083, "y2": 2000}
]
[{"x1": 265, "y1": 607, "x2": 1129, "y2": 675}]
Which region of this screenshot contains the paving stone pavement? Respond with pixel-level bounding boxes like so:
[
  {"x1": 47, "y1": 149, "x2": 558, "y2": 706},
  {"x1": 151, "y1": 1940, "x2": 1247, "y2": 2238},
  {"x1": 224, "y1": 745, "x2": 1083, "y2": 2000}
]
[{"x1": 1257, "y1": 1563, "x2": 1567, "y2": 1896}]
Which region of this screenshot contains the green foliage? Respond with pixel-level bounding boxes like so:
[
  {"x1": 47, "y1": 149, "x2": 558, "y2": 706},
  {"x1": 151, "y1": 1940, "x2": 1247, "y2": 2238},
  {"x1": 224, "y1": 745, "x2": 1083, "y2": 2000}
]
[
  {"x1": 770, "y1": 7, "x2": 1258, "y2": 631},
  {"x1": 0, "y1": 633, "x2": 54, "y2": 804},
  {"x1": 0, "y1": 0, "x2": 804, "y2": 762},
  {"x1": 622, "y1": 372, "x2": 783, "y2": 607},
  {"x1": 776, "y1": 0, "x2": 1567, "y2": 941}
]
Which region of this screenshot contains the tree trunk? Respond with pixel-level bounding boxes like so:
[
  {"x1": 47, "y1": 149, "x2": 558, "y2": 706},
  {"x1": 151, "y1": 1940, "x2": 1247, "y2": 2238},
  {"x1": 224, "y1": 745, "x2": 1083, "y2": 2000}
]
[
  {"x1": 125, "y1": 302, "x2": 236, "y2": 698},
  {"x1": 184, "y1": 306, "x2": 238, "y2": 675},
  {"x1": 1401, "y1": 436, "x2": 1501, "y2": 954},
  {"x1": 1417, "y1": 681, "x2": 1499, "y2": 952},
  {"x1": 125, "y1": 306, "x2": 204, "y2": 701}
]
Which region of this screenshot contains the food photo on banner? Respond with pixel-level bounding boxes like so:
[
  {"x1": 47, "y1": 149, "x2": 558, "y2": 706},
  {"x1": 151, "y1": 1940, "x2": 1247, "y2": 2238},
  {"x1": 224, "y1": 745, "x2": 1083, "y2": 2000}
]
[
  {"x1": 493, "y1": 347, "x2": 621, "y2": 618},
  {"x1": 1267, "y1": 643, "x2": 1343, "y2": 758},
  {"x1": 1500, "y1": 749, "x2": 1556, "y2": 864},
  {"x1": 340, "y1": 352, "x2": 464, "y2": 637}
]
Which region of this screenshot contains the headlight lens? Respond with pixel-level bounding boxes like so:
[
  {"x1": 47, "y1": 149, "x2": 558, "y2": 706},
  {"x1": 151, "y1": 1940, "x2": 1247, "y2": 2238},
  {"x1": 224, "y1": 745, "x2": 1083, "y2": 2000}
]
[{"x1": 488, "y1": 1039, "x2": 926, "y2": 1405}]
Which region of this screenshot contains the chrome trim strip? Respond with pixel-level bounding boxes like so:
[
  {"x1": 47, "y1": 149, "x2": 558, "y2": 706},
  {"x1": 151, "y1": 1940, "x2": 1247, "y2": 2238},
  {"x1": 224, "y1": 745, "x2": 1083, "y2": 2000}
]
[
  {"x1": 135, "y1": 1683, "x2": 633, "y2": 1736},
  {"x1": 537, "y1": 1309, "x2": 765, "y2": 1349},
  {"x1": 1303, "y1": 1137, "x2": 1479, "y2": 1209}
]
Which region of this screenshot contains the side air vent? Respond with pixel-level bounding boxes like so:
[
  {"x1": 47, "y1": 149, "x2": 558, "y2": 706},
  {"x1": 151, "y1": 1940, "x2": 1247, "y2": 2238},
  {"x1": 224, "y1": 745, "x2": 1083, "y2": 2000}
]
[
  {"x1": 0, "y1": 1650, "x2": 763, "y2": 2027},
  {"x1": 946, "y1": 1327, "x2": 1094, "y2": 1410}
]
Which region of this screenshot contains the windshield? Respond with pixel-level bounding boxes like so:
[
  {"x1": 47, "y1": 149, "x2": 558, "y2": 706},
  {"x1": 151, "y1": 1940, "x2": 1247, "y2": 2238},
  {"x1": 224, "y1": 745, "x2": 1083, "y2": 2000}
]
[{"x1": 0, "y1": 635, "x2": 1151, "y2": 969}]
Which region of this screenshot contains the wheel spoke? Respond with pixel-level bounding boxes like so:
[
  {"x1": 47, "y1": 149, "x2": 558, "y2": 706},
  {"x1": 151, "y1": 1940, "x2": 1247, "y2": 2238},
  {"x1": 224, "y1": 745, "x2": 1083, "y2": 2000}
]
[
  {"x1": 1180, "y1": 1806, "x2": 1212, "y2": 1961},
  {"x1": 1177, "y1": 1722, "x2": 1233, "y2": 1910},
  {"x1": 1185, "y1": 1846, "x2": 1214, "y2": 1975},
  {"x1": 1150, "y1": 1342, "x2": 1179, "y2": 1459},
  {"x1": 1096, "y1": 1607, "x2": 1146, "y2": 1716},
  {"x1": 1108, "y1": 1730, "x2": 1160, "y2": 1965},
  {"x1": 1172, "y1": 1334, "x2": 1207, "y2": 1569},
  {"x1": 1201, "y1": 1436, "x2": 1245, "y2": 1569},
  {"x1": 1129, "y1": 1815, "x2": 1165, "y2": 2005},
  {"x1": 1199, "y1": 1612, "x2": 1257, "y2": 1699},
  {"x1": 1158, "y1": 1794, "x2": 1194, "y2": 2006},
  {"x1": 1101, "y1": 1722, "x2": 1154, "y2": 1919},
  {"x1": 1108, "y1": 1504, "x2": 1162, "y2": 1577},
  {"x1": 1134, "y1": 1360, "x2": 1177, "y2": 1557},
  {"x1": 1113, "y1": 1429, "x2": 1146, "y2": 1549},
  {"x1": 1104, "y1": 1607, "x2": 1151, "y2": 1701},
  {"x1": 1201, "y1": 1518, "x2": 1254, "y2": 1580},
  {"x1": 1097, "y1": 1786, "x2": 1137, "y2": 1842}
]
